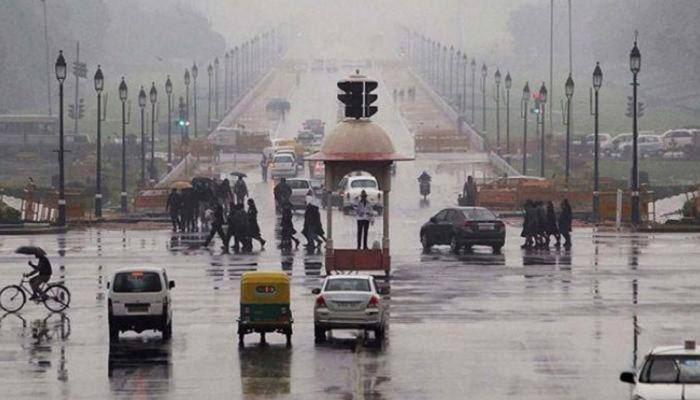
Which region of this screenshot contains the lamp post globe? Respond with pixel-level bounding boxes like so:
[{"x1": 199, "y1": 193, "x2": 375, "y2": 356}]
[
  {"x1": 481, "y1": 63, "x2": 487, "y2": 79},
  {"x1": 505, "y1": 72, "x2": 512, "y2": 90},
  {"x1": 138, "y1": 86, "x2": 147, "y2": 108},
  {"x1": 119, "y1": 78, "x2": 128, "y2": 101},
  {"x1": 165, "y1": 76, "x2": 172, "y2": 95},
  {"x1": 94, "y1": 65, "x2": 104, "y2": 92},
  {"x1": 149, "y1": 82, "x2": 157, "y2": 104},
  {"x1": 539, "y1": 82, "x2": 547, "y2": 103},
  {"x1": 630, "y1": 42, "x2": 641, "y2": 74},
  {"x1": 55, "y1": 50, "x2": 67, "y2": 82},
  {"x1": 192, "y1": 62, "x2": 198, "y2": 79},
  {"x1": 495, "y1": 69, "x2": 501, "y2": 86},
  {"x1": 184, "y1": 69, "x2": 191, "y2": 86},
  {"x1": 593, "y1": 62, "x2": 603, "y2": 90},
  {"x1": 565, "y1": 74, "x2": 575, "y2": 99},
  {"x1": 522, "y1": 82, "x2": 530, "y2": 101}
]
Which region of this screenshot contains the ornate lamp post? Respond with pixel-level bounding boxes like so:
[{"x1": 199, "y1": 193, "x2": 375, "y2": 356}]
[
  {"x1": 93, "y1": 65, "x2": 104, "y2": 218},
  {"x1": 184, "y1": 68, "x2": 190, "y2": 137},
  {"x1": 564, "y1": 74, "x2": 575, "y2": 185},
  {"x1": 471, "y1": 59, "x2": 476, "y2": 124},
  {"x1": 224, "y1": 52, "x2": 229, "y2": 112},
  {"x1": 505, "y1": 72, "x2": 512, "y2": 158},
  {"x1": 461, "y1": 54, "x2": 468, "y2": 116},
  {"x1": 207, "y1": 63, "x2": 213, "y2": 130},
  {"x1": 538, "y1": 82, "x2": 548, "y2": 178},
  {"x1": 191, "y1": 62, "x2": 198, "y2": 138},
  {"x1": 481, "y1": 64, "x2": 488, "y2": 133},
  {"x1": 521, "y1": 82, "x2": 530, "y2": 174},
  {"x1": 138, "y1": 86, "x2": 147, "y2": 186},
  {"x1": 630, "y1": 40, "x2": 641, "y2": 225},
  {"x1": 149, "y1": 82, "x2": 157, "y2": 182},
  {"x1": 234, "y1": 47, "x2": 240, "y2": 101},
  {"x1": 118, "y1": 78, "x2": 128, "y2": 213},
  {"x1": 448, "y1": 46, "x2": 454, "y2": 102},
  {"x1": 591, "y1": 62, "x2": 603, "y2": 220},
  {"x1": 55, "y1": 51, "x2": 67, "y2": 226},
  {"x1": 495, "y1": 68, "x2": 501, "y2": 154},
  {"x1": 165, "y1": 76, "x2": 173, "y2": 172},
  {"x1": 214, "y1": 57, "x2": 220, "y2": 119}
]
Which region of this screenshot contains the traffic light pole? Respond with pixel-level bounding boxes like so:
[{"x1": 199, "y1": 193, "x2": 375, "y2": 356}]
[{"x1": 167, "y1": 93, "x2": 172, "y2": 172}]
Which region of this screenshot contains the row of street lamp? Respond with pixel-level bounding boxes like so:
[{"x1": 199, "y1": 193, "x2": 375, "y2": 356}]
[
  {"x1": 403, "y1": 29, "x2": 643, "y2": 225},
  {"x1": 52, "y1": 28, "x2": 283, "y2": 225}
]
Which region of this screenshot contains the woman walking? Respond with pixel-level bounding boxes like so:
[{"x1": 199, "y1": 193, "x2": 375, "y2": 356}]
[{"x1": 247, "y1": 199, "x2": 266, "y2": 249}]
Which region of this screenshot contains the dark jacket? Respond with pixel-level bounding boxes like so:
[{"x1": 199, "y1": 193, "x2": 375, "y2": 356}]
[
  {"x1": 211, "y1": 203, "x2": 225, "y2": 226},
  {"x1": 545, "y1": 205, "x2": 559, "y2": 234},
  {"x1": 228, "y1": 208, "x2": 249, "y2": 237},
  {"x1": 166, "y1": 193, "x2": 180, "y2": 215},
  {"x1": 248, "y1": 205, "x2": 261, "y2": 237},
  {"x1": 280, "y1": 207, "x2": 296, "y2": 236},
  {"x1": 32, "y1": 255, "x2": 52, "y2": 276},
  {"x1": 558, "y1": 203, "x2": 573, "y2": 233},
  {"x1": 302, "y1": 204, "x2": 324, "y2": 237},
  {"x1": 521, "y1": 204, "x2": 537, "y2": 237},
  {"x1": 234, "y1": 179, "x2": 248, "y2": 197},
  {"x1": 274, "y1": 181, "x2": 292, "y2": 204}
]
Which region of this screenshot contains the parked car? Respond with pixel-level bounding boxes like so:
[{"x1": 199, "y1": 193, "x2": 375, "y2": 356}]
[
  {"x1": 270, "y1": 153, "x2": 297, "y2": 179},
  {"x1": 582, "y1": 133, "x2": 612, "y2": 153},
  {"x1": 420, "y1": 207, "x2": 506, "y2": 253},
  {"x1": 607, "y1": 133, "x2": 633, "y2": 155},
  {"x1": 662, "y1": 129, "x2": 694, "y2": 150},
  {"x1": 107, "y1": 267, "x2": 175, "y2": 342},
  {"x1": 337, "y1": 174, "x2": 382, "y2": 213},
  {"x1": 620, "y1": 134, "x2": 664, "y2": 157},
  {"x1": 620, "y1": 341, "x2": 700, "y2": 400},
  {"x1": 312, "y1": 275, "x2": 389, "y2": 342},
  {"x1": 286, "y1": 178, "x2": 312, "y2": 210}
]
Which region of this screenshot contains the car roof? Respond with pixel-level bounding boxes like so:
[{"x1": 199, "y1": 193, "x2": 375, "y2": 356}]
[
  {"x1": 348, "y1": 175, "x2": 377, "y2": 181},
  {"x1": 649, "y1": 345, "x2": 700, "y2": 356},
  {"x1": 113, "y1": 267, "x2": 164, "y2": 274},
  {"x1": 324, "y1": 275, "x2": 372, "y2": 280}
]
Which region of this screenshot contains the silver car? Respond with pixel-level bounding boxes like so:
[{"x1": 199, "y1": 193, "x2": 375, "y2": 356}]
[{"x1": 312, "y1": 275, "x2": 388, "y2": 341}]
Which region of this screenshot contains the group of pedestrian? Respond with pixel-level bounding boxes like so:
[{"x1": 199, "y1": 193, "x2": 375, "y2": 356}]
[
  {"x1": 202, "y1": 198, "x2": 266, "y2": 254},
  {"x1": 165, "y1": 176, "x2": 251, "y2": 234},
  {"x1": 392, "y1": 87, "x2": 416, "y2": 103},
  {"x1": 521, "y1": 199, "x2": 572, "y2": 250}
]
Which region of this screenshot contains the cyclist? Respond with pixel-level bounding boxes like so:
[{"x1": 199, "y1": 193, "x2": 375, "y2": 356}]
[{"x1": 24, "y1": 253, "x2": 52, "y2": 300}]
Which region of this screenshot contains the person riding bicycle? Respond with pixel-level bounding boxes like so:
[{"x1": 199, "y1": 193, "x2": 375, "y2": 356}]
[{"x1": 24, "y1": 253, "x2": 52, "y2": 300}]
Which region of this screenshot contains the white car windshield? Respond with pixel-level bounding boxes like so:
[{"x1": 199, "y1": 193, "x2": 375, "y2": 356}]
[
  {"x1": 350, "y1": 179, "x2": 377, "y2": 189},
  {"x1": 641, "y1": 356, "x2": 700, "y2": 384},
  {"x1": 324, "y1": 278, "x2": 371, "y2": 292},
  {"x1": 113, "y1": 271, "x2": 162, "y2": 293},
  {"x1": 461, "y1": 208, "x2": 497, "y2": 221},
  {"x1": 288, "y1": 180, "x2": 310, "y2": 189},
  {"x1": 274, "y1": 155, "x2": 293, "y2": 163}
]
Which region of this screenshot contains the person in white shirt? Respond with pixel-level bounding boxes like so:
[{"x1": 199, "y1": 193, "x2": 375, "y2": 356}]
[{"x1": 353, "y1": 190, "x2": 374, "y2": 250}]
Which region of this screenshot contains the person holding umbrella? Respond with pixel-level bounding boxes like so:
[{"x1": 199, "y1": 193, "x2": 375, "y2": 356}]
[
  {"x1": 233, "y1": 174, "x2": 249, "y2": 205},
  {"x1": 16, "y1": 246, "x2": 52, "y2": 300}
]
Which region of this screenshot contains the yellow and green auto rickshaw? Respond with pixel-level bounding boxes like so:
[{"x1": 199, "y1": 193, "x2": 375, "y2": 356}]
[{"x1": 238, "y1": 271, "x2": 293, "y2": 346}]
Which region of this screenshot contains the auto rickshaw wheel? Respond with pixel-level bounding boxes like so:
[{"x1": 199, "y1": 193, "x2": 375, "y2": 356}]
[
  {"x1": 260, "y1": 332, "x2": 266, "y2": 344},
  {"x1": 238, "y1": 333, "x2": 245, "y2": 346},
  {"x1": 285, "y1": 327, "x2": 292, "y2": 346}
]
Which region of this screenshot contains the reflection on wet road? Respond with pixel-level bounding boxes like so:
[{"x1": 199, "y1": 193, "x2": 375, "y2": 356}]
[{"x1": 1, "y1": 228, "x2": 700, "y2": 399}]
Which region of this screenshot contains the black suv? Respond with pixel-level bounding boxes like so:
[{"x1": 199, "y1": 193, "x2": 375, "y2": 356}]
[{"x1": 420, "y1": 207, "x2": 505, "y2": 253}]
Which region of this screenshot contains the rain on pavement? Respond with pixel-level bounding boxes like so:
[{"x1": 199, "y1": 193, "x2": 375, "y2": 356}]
[{"x1": 2, "y1": 68, "x2": 699, "y2": 400}]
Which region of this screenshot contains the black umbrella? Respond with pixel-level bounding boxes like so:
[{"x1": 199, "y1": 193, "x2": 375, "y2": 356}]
[
  {"x1": 15, "y1": 246, "x2": 46, "y2": 257},
  {"x1": 230, "y1": 172, "x2": 247, "y2": 178}
]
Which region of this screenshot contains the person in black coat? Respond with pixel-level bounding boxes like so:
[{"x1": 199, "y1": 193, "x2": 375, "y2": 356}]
[
  {"x1": 203, "y1": 201, "x2": 227, "y2": 251},
  {"x1": 544, "y1": 201, "x2": 560, "y2": 247},
  {"x1": 302, "y1": 201, "x2": 325, "y2": 250},
  {"x1": 165, "y1": 189, "x2": 180, "y2": 232},
  {"x1": 520, "y1": 200, "x2": 535, "y2": 249},
  {"x1": 247, "y1": 199, "x2": 266, "y2": 249},
  {"x1": 227, "y1": 203, "x2": 251, "y2": 253},
  {"x1": 279, "y1": 202, "x2": 299, "y2": 249},
  {"x1": 558, "y1": 198, "x2": 573, "y2": 249}
]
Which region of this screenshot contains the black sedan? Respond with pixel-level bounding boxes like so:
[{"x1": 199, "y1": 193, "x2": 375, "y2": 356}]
[{"x1": 420, "y1": 207, "x2": 506, "y2": 253}]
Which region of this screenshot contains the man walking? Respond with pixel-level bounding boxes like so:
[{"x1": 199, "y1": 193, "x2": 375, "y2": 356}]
[
  {"x1": 558, "y1": 199, "x2": 573, "y2": 249},
  {"x1": 165, "y1": 189, "x2": 180, "y2": 232},
  {"x1": 233, "y1": 176, "x2": 248, "y2": 205}
]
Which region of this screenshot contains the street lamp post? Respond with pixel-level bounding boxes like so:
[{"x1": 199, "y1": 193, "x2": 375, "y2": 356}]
[
  {"x1": 539, "y1": 82, "x2": 548, "y2": 178},
  {"x1": 471, "y1": 59, "x2": 476, "y2": 125},
  {"x1": 481, "y1": 64, "x2": 487, "y2": 133},
  {"x1": 119, "y1": 78, "x2": 128, "y2": 213},
  {"x1": 214, "y1": 57, "x2": 220, "y2": 119},
  {"x1": 192, "y1": 63, "x2": 198, "y2": 138},
  {"x1": 207, "y1": 63, "x2": 213, "y2": 130},
  {"x1": 234, "y1": 47, "x2": 240, "y2": 101},
  {"x1": 564, "y1": 74, "x2": 575, "y2": 185},
  {"x1": 229, "y1": 50, "x2": 234, "y2": 105},
  {"x1": 461, "y1": 54, "x2": 468, "y2": 116},
  {"x1": 630, "y1": 40, "x2": 642, "y2": 225},
  {"x1": 55, "y1": 51, "x2": 67, "y2": 226},
  {"x1": 505, "y1": 72, "x2": 512, "y2": 158},
  {"x1": 448, "y1": 46, "x2": 454, "y2": 103},
  {"x1": 442, "y1": 46, "x2": 447, "y2": 96},
  {"x1": 455, "y1": 49, "x2": 461, "y2": 108},
  {"x1": 138, "y1": 86, "x2": 146, "y2": 186},
  {"x1": 521, "y1": 82, "x2": 530, "y2": 174},
  {"x1": 149, "y1": 82, "x2": 157, "y2": 182},
  {"x1": 495, "y1": 69, "x2": 501, "y2": 154},
  {"x1": 165, "y1": 76, "x2": 173, "y2": 172},
  {"x1": 224, "y1": 53, "x2": 229, "y2": 112},
  {"x1": 93, "y1": 65, "x2": 104, "y2": 218},
  {"x1": 184, "y1": 69, "x2": 190, "y2": 137},
  {"x1": 591, "y1": 62, "x2": 603, "y2": 221}
]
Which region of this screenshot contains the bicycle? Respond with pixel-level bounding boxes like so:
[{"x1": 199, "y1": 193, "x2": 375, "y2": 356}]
[{"x1": 0, "y1": 278, "x2": 71, "y2": 313}]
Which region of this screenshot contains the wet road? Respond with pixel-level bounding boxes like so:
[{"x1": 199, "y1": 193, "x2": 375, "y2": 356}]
[{"x1": 2, "y1": 66, "x2": 700, "y2": 399}]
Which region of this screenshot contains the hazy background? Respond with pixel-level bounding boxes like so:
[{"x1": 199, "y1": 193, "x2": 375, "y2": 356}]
[{"x1": 2, "y1": 0, "x2": 699, "y2": 129}]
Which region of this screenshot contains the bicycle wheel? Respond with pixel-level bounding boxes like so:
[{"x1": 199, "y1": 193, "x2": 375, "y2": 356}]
[
  {"x1": 43, "y1": 284, "x2": 71, "y2": 312},
  {"x1": 0, "y1": 285, "x2": 26, "y2": 313}
]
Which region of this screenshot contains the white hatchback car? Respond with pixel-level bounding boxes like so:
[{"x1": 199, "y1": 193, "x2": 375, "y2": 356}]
[
  {"x1": 312, "y1": 275, "x2": 389, "y2": 342},
  {"x1": 620, "y1": 341, "x2": 700, "y2": 399},
  {"x1": 270, "y1": 153, "x2": 297, "y2": 179},
  {"x1": 107, "y1": 267, "x2": 175, "y2": 342}
]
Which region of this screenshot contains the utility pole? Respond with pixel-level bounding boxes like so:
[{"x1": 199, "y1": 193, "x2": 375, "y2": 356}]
[
  {"x1": 73, "y1": 41, "x2": 80, "y2": 135},
  {"x1": 41, "y1": 0, "x2": 52, "y2": 116},
  {"x1": 549, "y1": 0, "x2": 554, "y2": 154}
]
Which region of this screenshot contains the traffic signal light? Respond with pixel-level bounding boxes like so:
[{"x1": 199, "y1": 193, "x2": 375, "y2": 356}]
[
  {"x1": 337, "y1": 78, "x2": 379, "y2": 119},
  {"x1": 68, "y1": 104, "x2": 75, "y2": 120},
  {"x1": 78, "y1": 98, "x2": 85, "y2": 119}
]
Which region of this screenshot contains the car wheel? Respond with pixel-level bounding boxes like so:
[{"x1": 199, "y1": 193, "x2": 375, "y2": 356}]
[
  {"x1": 450, "y1": 237, "x2": 461, "y2": 254},
  {"x1": 108, "y1": 320, "x2": 119, "y2": 342},
  {"x1": 314, "y1": 325, "x2": 326, "y2": 343},
  {"x1": 420, "y1": 233, "x2": 432, "y2": 251},
  {"x1": 161, "y1": 318, "x2": 172, "y2": 341}
]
